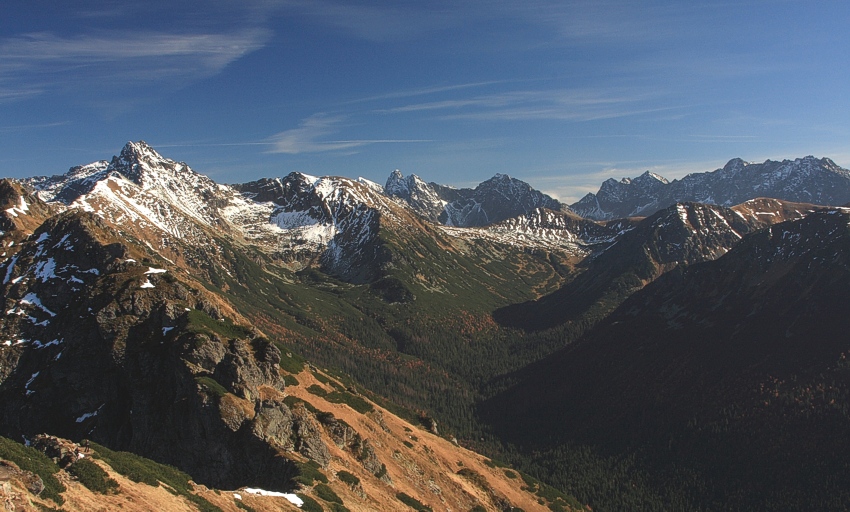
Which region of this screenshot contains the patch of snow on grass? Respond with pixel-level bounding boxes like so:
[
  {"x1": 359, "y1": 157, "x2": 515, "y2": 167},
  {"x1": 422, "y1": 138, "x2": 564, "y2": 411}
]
[
  {"x1": 243, "y1": 488, "x2": 303, "y2": 507},
  {"x1": 140, "y1": 280, "x2": 155, "y2": 289},
  {"x1": 145, "y1": 267, "x2": 167, "y2": 274}
]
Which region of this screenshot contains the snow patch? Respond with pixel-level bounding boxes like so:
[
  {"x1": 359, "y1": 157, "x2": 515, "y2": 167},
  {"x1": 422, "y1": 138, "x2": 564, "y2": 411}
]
[
  {"x1": 32, "y1": 338, "x2": 62, "y2": 349},
  {"x1": 33, "y1": 258, "x2": 57, "y2": 282},
  {"x1": 4, "y1": 255, "x2": 18, "y2": 284},
  {"x1": 145, "y1": 267, "x2": 167, "y2": 274},
  {"x1": 5, "y1": 196, "x2": 29, "y2": 218},
  {"x1": 76, "y1": 405, "x2": 103, "y2": 423},
  {"x1": 242, "y1": 488, "x2": 303, "y2": 506},
  {"x1": 140, "y1": 280, "x2": 155, "y2": 289},
  {"x1": 20, "y1": 293, "x2": 56, "y2": 317},
  {"x1": 25, "y1": 372, "x2": 39, "y2": 396}
]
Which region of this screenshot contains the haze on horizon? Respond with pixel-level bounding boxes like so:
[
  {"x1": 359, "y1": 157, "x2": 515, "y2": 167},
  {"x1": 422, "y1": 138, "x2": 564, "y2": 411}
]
[{"x1": 1, "y1": 1, "x2": 848, "y2": 203}]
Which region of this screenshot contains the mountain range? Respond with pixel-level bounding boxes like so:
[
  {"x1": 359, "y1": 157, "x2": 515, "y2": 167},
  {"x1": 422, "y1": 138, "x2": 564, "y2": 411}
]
[
  {"x1": 1, "y1": 141, "x2": 849, "y2": 510},
  {"x1": 570, "y1": 156, "x2": 850, "y2": 220}
]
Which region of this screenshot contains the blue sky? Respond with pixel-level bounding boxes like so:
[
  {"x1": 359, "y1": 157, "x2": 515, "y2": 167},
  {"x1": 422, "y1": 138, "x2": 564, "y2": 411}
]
[{"x1": 1, "y1": 1, "x2": 849, "y2": 202}]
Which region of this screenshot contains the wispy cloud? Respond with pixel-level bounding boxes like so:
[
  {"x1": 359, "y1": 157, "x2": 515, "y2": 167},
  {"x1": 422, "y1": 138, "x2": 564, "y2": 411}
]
[
  {"x1": 267, "y1": 114, "x2": 432, "y2": 154},
  {"x1": 273, "y1": 0, "x2": 458, "y2": 42},
  {"x1": 344, "y1": 80, "x2": 526, "y2": 104},
  {"x1": 0, "y1": 121, "x2": 68, "y2": 133},
  {"x1": 383, "y1": 88, "x2": 677, "y2": 122},
  {"x1": 0, "y1": 29, "x2": 270, "y2": 98}
]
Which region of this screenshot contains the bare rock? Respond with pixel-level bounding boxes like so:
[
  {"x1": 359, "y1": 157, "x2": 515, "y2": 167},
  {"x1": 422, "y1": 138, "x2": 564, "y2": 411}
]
[
  {"x1": 251, "y1": 401, "x2": 295, "y2": 451},
  {"x1": 290, "y1": 404, "x2": 331, "y2": 467},
  {"x1": 31, "y1": 434, "x2": 80, "y2": 468}
]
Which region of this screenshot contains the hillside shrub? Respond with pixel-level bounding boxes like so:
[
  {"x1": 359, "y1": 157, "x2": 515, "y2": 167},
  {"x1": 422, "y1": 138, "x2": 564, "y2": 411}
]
[
  {"x1": 292, "y1": 460, "x2": 328, "y2": 487},
  {"x1": 234, "y1": 500, "x2": 257, "y2": 512},
  {"x1": 336, "y1": 470, "x2": 359, "y2": 487},
  {"x1": 90, "y1": 442, "x2": 221, "y2": 512},
  {"x1": 0, "y1": 437, "x2": 65, "y2": 504},
  {"x1": 314, "y1": 483, "x2": 343, "y2": 504},
  {"x1": 396, "y1": 492, "x2": 432, "y2": 511},
  {"x1": 296, "y1": 493, "x2": 323, "y2": 512},
  {"x1": 306, "y1": 384, "x2": 328, "y2": 397},
  {"x1": 277, "y1": 348, "x2": 306, "y2": 374},
  {"x1": 67, "y1": 458, "x2": 118, "y2": 494},
  {"x1": 195, "y1": 376, "x2": 228, "y2": 398},
  {"x1": 325, "y1": 391, "x2": 373, "y2": 414},
  {"x1": 186, "y1": 309, "x2": 252, "y2": 339}
]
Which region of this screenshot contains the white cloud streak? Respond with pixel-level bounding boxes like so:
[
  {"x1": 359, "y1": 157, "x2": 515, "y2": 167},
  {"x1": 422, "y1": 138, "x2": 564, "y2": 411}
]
[
  {"x1": 0, "y1": 29, "x2": 270, "y2": 98},
  {"x1": 382, "y1": 88, "x2": 677, "y2": 122},
  {"x1": 267, "y1": 114, "x2": 432, "y2": 154}
]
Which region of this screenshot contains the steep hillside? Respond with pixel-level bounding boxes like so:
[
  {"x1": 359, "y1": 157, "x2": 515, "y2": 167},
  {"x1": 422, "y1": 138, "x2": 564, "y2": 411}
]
[
  {"x1": 0, "y1": 208, "x2": 572, "y2": 511},
  {"x1": 494, "y1": 200, "x2": 811, "y2": 332},
  {"x1": 1, "y1": 361, "x2": 565, "y2": 511},
  {"x1": 483, "y1": 208, "x2": 850, "y2": 510}
]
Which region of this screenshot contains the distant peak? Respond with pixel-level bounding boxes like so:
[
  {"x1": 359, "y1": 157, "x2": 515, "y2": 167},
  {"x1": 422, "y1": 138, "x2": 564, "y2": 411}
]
[
  {"x1": 634, "y1": 171, "x2": 669, "y2": 185},
  {"x1": 385, "y1": 169, "x2": 411, "y2": 196},
  {"x1": 723, "y1": 158, "x2": 749, "y2": 172}
]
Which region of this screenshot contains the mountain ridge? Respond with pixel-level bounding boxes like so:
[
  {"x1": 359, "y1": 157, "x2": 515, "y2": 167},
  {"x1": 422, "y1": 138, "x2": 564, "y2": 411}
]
[{"x1": 571, "y1": 156, "x2": 850, "y2": 220}]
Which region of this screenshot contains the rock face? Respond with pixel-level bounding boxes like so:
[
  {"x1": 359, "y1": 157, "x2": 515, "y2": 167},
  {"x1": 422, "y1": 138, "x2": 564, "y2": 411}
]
[
  {"x1": 571, "y1": 156, "x2": 850, "y2": 220},
  {"x1": 0, "y1": 211, "x2": 305, "y2": 491},
  {"x1": 384, "y1": 170, "x2": 448, "y2": 223},
  {"x1": 386, "y1": 170, "x2": 562, "y2": 227}
]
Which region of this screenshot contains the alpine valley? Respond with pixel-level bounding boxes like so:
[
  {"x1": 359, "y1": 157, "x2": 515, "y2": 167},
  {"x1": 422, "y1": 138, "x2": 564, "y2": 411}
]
[{"x1": 1, "y1": 141, "x2": 850, "y2": 511}]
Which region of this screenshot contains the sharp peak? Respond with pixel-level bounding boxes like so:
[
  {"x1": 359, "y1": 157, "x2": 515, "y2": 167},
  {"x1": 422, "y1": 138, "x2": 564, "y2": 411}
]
[
  {"x1": 636, "y1": 170, "x2": 668, "y2": 181},
  {"x1": 387, "y1": 169, "x2": 424, "y2": 181},
  {"x1": 118, "y1": 140, "x2": 165, "y2": 160}
]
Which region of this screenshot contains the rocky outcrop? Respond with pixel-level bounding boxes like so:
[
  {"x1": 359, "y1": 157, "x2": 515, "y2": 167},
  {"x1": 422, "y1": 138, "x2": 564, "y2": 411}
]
[
  {"x1": 31, "y1": 435, "x2": 82, "y2": 468},
  {"x1": 290, "y1": 403, "x2": 331, "y2": 467},
  {"x1": 0, "y1": 212, "x2": 308, "y2": 491}
]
